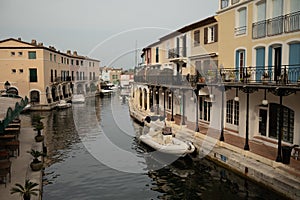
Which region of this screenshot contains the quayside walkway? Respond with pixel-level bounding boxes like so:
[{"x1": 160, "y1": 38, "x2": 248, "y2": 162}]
[
  {"x1": 0, "y1": 116, "x2": 42, "y2": 200},
  {"x1": 129, "y1": 99, "x2": 300, "y2": 200}
]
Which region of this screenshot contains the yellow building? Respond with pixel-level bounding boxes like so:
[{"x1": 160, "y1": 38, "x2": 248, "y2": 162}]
[{"x1": 0, "y1": 38, "x2": 100, "y2": 110}]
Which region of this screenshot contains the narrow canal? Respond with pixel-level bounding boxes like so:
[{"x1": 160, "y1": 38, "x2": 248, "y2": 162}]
[{"x1": 37, "y1": 91, "x2": 284, "y2": 200}]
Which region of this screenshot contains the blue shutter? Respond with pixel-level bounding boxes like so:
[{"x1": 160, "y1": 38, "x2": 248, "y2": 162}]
[
  {"x1": 289, "y1": 43, "x2": 300, "y2": 82},
  {"x1": 256, "y1": 47, "x2": 265, "y2": 81}
]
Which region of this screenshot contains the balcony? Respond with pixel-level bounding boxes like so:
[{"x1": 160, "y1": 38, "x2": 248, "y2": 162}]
[
  {"x1": 253, "y1": 11, "x2": 300, "y2": 39},
  {"x1": 285, "y1": 11, "x2": 300, "y2": 33},
  {"x1": 252, "y1": 20, "x2": 266, "y2": 39},
  {"x1": 235, "y1": 26, "x2": 247, "y2": 36},
  {"x1": 51, "y1": 76, "x2": 71, "y2": 83},
  {"x1": 267, "y1": 16, "x2": 284, "y2": 36},
  {"x1": 134, "y1": 65, "x2": 300, "y2": 87},
  {"x1": 168, "y1": 47, "x2": 187, "y2": 59}
]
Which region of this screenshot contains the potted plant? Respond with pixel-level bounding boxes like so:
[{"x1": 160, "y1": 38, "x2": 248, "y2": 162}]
[
  {"x1": 28, "y1": 149, "x2": 44, "y2": 171},
  {"x1": 33, "y1": 122, "x2": 44, "y2": 142},
  {"x1": 10, "y1": 179, "x2": 39, "y2": 200},
  {"x1": 229, "y1": 72, "x2": 235, "y2": 82},
  {"x1": 262, "y1": 72, "x2": 270, "y2": 84}
]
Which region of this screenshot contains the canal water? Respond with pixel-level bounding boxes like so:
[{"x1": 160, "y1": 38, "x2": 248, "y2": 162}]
[{"x1": 33, "y1": 91, "x2": 285, "y2": 200}]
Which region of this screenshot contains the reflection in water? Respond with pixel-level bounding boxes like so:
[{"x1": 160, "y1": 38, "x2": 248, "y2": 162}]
[{"x1": 41, "y1": 92, "x2": 285, "y2": 200}]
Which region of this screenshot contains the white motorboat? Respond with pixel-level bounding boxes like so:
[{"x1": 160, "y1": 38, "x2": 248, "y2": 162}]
[
  {"x1": 57, "y1": 100, "x2": 71, "y2": 109},
  {"x1": 72, "y1": 94, "x2": 85, "y2": 103},
  {"x1": 139, "y1": 126, "x2": 195, "y2": 157}
]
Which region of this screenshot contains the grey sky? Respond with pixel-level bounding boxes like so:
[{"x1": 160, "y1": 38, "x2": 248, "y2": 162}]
[{"x1": 0, "y1": 0, "x2": 218, "y2": 69}]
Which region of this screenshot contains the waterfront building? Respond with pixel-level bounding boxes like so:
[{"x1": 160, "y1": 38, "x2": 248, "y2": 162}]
[
  {"x1": 0, "y1": 38, "x2": 100, "y2": 110},
  {"x1": 132, "y1": 0, "x2": 300, "y2": 163},
  {"x1": 99, "y1": 66, "x2": 123, "y2": 85}
]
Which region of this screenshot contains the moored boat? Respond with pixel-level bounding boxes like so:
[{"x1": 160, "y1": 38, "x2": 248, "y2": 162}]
[
  {"x1": 72, "y1": 94, "x2": 85, "y2": 103},
  {"x1": 139, "y1": 126, "x2": 195, "y2": 157},
  {"x1": 57, "y1": 100, "x2": 71, "y2": 109}
]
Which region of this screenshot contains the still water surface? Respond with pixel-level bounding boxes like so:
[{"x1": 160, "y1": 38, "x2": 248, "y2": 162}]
[{"x1": 37, "y1": 92, "x2": 285, "y2": 200}]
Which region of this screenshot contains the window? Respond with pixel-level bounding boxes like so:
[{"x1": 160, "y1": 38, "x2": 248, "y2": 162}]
[
  {"x1": 156, "y1": 47, "x2": 159, "y2": 63},
  {"x1": 28, "y1": 51, "x2": 36, "y2": 59},
  {"x1": 71, "y1": 59, "x2": 74, "y2": 65},
  {"x1": 236, "y1": 8, "x2": 247, "y2": 35},
  {"x1": 67, "y1": 59, "x2": 69, "y2": 65},
  {"x1": 226, "y1": 100, "x2": 239, "y2": 125},
  {"x1": 290, "y1": 0, "x2": 300, "y2": 13},
  {"x1": 221, "y1": 0, "x2": 229, "y2": 9},
  {"x1": 90, "y1": 72, "x2": 92, "y2": 80},
  {"x1": 81, "y1": 60, "x2": 83, "y2": 66},
  {"x1": 11, "y1": 52, "x2": 15, "y2": 56},
  {"x1": 11, "y1": 69, "x2": 16, "y2": 73},
  {"x1": 61, "y1": 57, "x2": 64, "y2": 64},
  {"x1": 89, "y1": 62, "x2": 91, "y2": 67},
  {"x1": 19, "y1": 69, "x2": 23, "y2": 73},
  {"x1": 54, "y1": 55, "x2": 56, "y2": 62},
  {"x1": 29, "y1": 68, "x2": 38, "y2": 82},
  {"x1": 272, "y1": 0, "x2": 283, "y2": 18},
  {"x1": 269, "y1": 103, "x2": 294, "y2": 143},
  {"x1": 204, "y1": 25, "x2": 218, "y2": 44},
  {"x1": 199, "y1": 97, "x2": 212, "y2": 122},
  {"x1": 50, "y1": 53, "x2": 52, "y2": 61},
  {"x1": 194, "y1": 30, "x2": 200, "y2": 46},
  {"x1": 93, "y1": 72, "x2": 95, "y2": 80},
  {"x1": 18, "y1": 52, "x2": 23, "y2": 56},
  {"x1": 76, "y1": 60, "x2": 79, "y2": 66}
]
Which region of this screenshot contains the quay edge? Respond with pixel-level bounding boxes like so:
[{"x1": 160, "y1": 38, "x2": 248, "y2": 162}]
[{"x1": 128, "y1": 99, "x2": 300, "y2": 200}]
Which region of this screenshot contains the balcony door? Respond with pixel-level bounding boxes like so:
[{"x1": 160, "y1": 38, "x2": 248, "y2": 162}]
[
  {"x1": 268, "y1": 45, "x2": 282, "y2": 82},
  {"x1": 289, "y1": 43, "x2": 300, "y2": 82},
  {"x1": 236, "y1": 49, "x2": 245, "y2": 80},
  {"x1": 256, "y1": 47, "x2": 265, "y2": 81}
]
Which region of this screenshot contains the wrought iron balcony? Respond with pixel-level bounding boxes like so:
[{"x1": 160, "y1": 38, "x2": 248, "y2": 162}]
[
  {"x1": 253, "y1": 11, "x2": 299, "y2": 39},
  {"x1": 285, "y1": 11, "x2": 300, "y2": 33},
  {"x1": 235, "y1": 26, "x2": 247, "y2": 36},
  {"x1": 252, "y1": 20, "x2": 266, "y2": 39},
  {"x1": 168, "y1": 47, "x2": 187, "y2": 59},
  {"x1": 134, "y1": 65, "x2": 300, "y2": 87},
  {"x1": 51, "y1": 76, "x2": 72, "y2": 83}
]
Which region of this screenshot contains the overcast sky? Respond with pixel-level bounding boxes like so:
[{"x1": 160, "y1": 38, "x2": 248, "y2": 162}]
[{"x1": 0, "y1": 0, "x2": 219, "y2": 69}]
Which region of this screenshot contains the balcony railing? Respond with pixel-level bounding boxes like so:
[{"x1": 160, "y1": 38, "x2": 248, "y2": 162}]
[
  {"x1": 285, "y1": 11, "x2": 300, "y2": 33},
  {"x1": 134, "y1": 65, "x2": 300, "y2": 86},
  {"x1": 252, "y1": 20, "x2": 266, "y2": 39},
  {"x1": 168, "y1": 47, "x2": 187, "y2": 59},
  {"x1": 253, "y1": 11, "x2": 300, "y2": 39},
  {"x1": 51, "y1": 76, "x2": 72, "y2": 83},
  {"x1": 267, "y1": 16, "x2": 284, "y2": 36},
  {"x1": 235, "y1": 26, "x2": 247, "y2": 36}
]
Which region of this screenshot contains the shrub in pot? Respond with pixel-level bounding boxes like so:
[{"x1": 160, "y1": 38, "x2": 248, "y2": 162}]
[
  {"x1": 10, "y1": 179, "x2": 39, "y2": 200},
  {"x1": 28, "y1": 149, "x2": 44, "y2": 171}
]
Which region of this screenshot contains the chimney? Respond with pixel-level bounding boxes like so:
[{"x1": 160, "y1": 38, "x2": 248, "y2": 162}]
[
  {"x1": 31, "y1": 39, "x2": 37, "y2": 45},
  {"x1": 67, "y1": 50, "x2": 71, "y2": 55},
  {"x1": 38, "y1": 42, "x2": 43, "y2": 46},
  {"x1": 17, "y1": 37, "x2": 21, "y2": 41},
  {"x1": 73, "y1": 51, "x2": 78, "y2": 56}
]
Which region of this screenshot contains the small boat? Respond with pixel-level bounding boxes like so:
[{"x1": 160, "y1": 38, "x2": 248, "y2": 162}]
[
  {"x1": 139, "y1": 126, "x2": 195, "y2": 157},
  {"x1": 72, "y1": 94, "x2": 85, "y2": 103},
  {"x1": 57, "y1": 100, "x2": 71, "y2": 109}
]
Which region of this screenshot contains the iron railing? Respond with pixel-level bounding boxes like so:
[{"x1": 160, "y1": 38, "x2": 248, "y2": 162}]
[
  {"x1": 285, "y1": 11, "x2": 300, "y2": 33},
  {"x1": 168, "y1": 47, "x2": 187, "y2": 59},
  {"x1": 134, "y1": 65, "x2": 300, "y2": 86},
  {"x1": 252, "y1": 20, "x2": 266, "y2": 39},
  {"x1": 253, "y1": 11, "x2": 299, "y2": 39}
]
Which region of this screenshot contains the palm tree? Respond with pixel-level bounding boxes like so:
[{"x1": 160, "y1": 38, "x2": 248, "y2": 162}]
[{"x1": 11, "y1": 179, "x2": 39, "y2": 200}]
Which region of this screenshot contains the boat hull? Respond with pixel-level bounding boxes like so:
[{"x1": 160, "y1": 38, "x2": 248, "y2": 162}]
[{"x1": 139, "y1": 133, "x2": 195, "y2": 157}]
